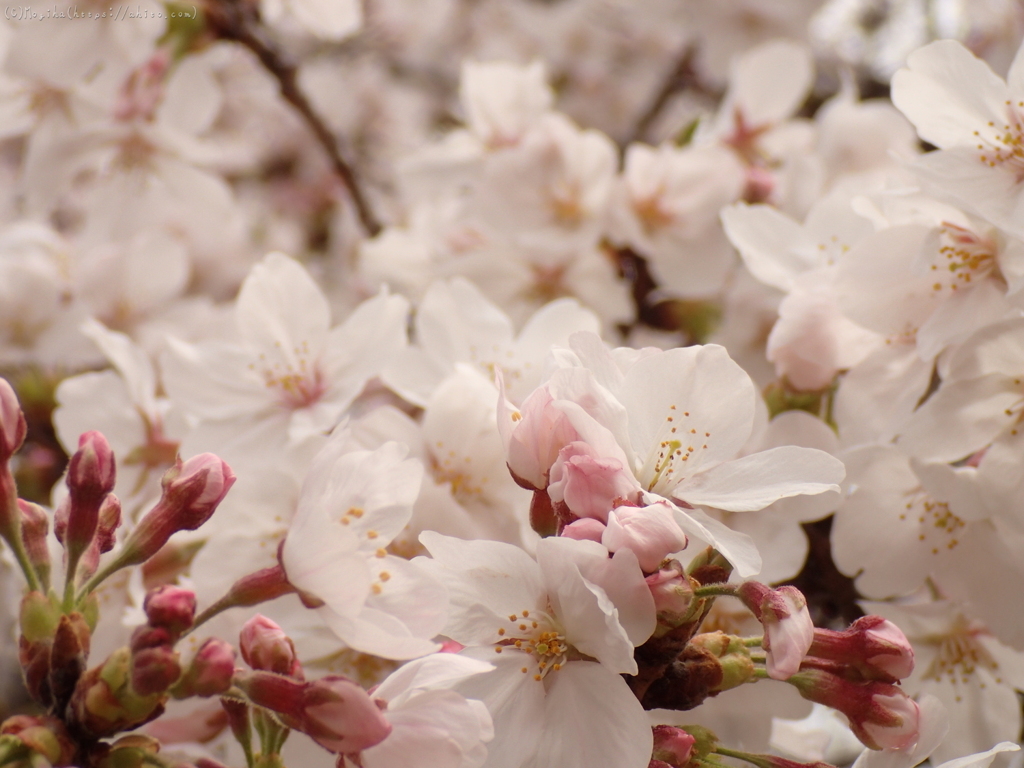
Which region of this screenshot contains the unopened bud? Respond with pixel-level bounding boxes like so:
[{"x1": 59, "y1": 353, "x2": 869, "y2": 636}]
[
  {"x1": 19, "y1": 592, "x2": 60, "y2": 644},
  {"x1": 645, "y1": 561, "x2": 695, "y2": 635},
  {"x1": 0, "y1": 715, "x2": 75, "y2": 766},
  {"x1": 652, "y1": 725, "x2": 696, "y2": 767},
  {"x1": 604, "y1": 502, "x2": 688, "y2": 572},
  {"x1": 173, "y1": 638, "x2": 236, "y2": 698},
  {"x1": 96, "y1": 734, "x2": 163, "y2": 768},
  {"x1": 787, "y1": 669, "x2": 921, "y2": 750},
  {"x1": 116, "y1": 455, "x2": 234, "y2": 569},
  {"x1": 235, "y1": 671, "x2": 391, "y2": 754},
  {"x1": 131, "y1": 644, "x2": 181, "y2": 697},
  {"x1": 63, "y1": 431, "x2": 117, "y2": 572},
  {"x1": 68, "y1": 431, "x2": 117, "y2": 501},
  {"x1": 0, "y1": 379, "x2": 24, "y2": 548},
  {"x1": 78, "y1": 494, "x2": 123, "y2": 580},
  {"x1": 70, "y1": 648, "x2": 166, "y2": 737},
  {"x1": 808, "y1": 615, "x2": 914, "y2": 683},
  {"x1": 0, "y1": 377, "x2": 26, "y2": 461},
  {"x1": 240, "y1": 615, "x2": 302, "y2": 678},
  {"x1": 143, "y1": 586, "x2": 196, "y2": 640},
  {"x1": 17, "y1": 500, "x2": 51, "y2": 588},
  {"x1": 49, "y1": 612, "x2": 92, "y2": 709},
  {"x1": 737, "y1": 582, "x2": 814, "y2": 681},
  {"x1": 690, "y1": 632, "x2": 757, "y2": 691}
]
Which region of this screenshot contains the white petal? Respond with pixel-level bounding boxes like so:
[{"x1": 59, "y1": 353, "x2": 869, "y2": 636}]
[{"x1": 675, "y1": 446, "x2": 844, "y2": 512}]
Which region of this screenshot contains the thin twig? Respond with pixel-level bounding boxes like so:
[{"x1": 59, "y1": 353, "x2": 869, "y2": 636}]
[
  {"x1": 624, "y1": 45, "x2": 718, "y2": 147},
  {"x1": 206, "y1": 0, "x2": 383, "y2": 237}
]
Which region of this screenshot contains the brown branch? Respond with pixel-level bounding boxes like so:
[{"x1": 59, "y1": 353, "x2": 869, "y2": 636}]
[{"x1": 206, "y1": 0, "x2": 383, "y2": 237}]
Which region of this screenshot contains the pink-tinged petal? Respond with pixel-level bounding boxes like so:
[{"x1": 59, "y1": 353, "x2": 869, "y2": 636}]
[
  {"x1": 534, "y1": 662, "x2": 653, "y2": 768},
  {"x1": 536, "y1": 537, "x2": 639, "y2": 673},
  {"x1": 372, "y1": 655, "x2": 494, "y2": 703},
  {"x1": 235, "y1": 252, "x2": 330, "y2": 366},
  {"x1": 603, "y1": 504, "x2": 688, "y2": 572},
  {"x1": 897, "y1": 374, "x2": 1021, "y2": 462},
  {"x1": 549, "y1": 441, "x2": 641, "y2": 522},
  {"x1": 945, "y1": 317, "x2": 1024, "y2": 381},
  {"x1": 674, "y1": 447, "x2": 844, "y2": 512},
  {"x1": 417, "y1": 532, "x2": 543, "y2": 645},
  {"x1": 721, "y1": 202, "x2": 814, "y2": 292},
  {"x1": 361, "y1": 690, "x2": 481, "y2": 768},
  {"x1": 383, "y1": 278, "x2": 513, "y2": 407},
  {"x1": 763, "y1": 587, "x2": 814, "y2": 680},
  {"x1": 667, "y1": 503, "x2": 762, "y2": 578},
  {"x1": 452, "y1": 649, "x2": 546, "y2": 768},
  {"x1": 619, "y1": 345, "x2": 757, "y2": 488},
  {"x1": 891, "y1": 40, "x2": 1009, "y2": 149},
  {"x1": 317, "y1": 602, "x2": 441, "y2": 661},
  {"x1": 915, "y1": 280, "x2": 1011, "y2": 363},
  {"x1": 544, "y1": 538, "x2": 656, "y2": 648},
  {"x1": 850, "y1": 694, "x2": 949, "y2": 768},
  {"x1": 561, "y1": 517, "x2": 606, "y2": 542},
  {"x1": 910, "y1": 148, "x2": 1024, "y2": 241},
  {"x1": 834, "y1": 343, "x2": 934, "y2": 448},
  {"x1": 503, "y1": 384, "x2": 580, "y2": 491},
  {"x1": 724, "y1": 40, "x2": 814, "y2": 128},
  {"x1": 323, "y1": 290, "x2": 410, "y2": 405}
]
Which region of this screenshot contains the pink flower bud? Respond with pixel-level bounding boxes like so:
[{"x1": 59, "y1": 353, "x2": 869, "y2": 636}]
[
  {"x1": 144, "y1": 586, "x2": 196, "y2": 640},
  {"x1": 808, "y1": 615, "x2": 914, "y2": 683},
  {"x1": 0, "y1": 715, "x2": 75, "y2": 766},
  {"x1": 131, "y1": 644, "x2": 182, "y2": 696},
  {"x1": 18, "y1": 500, "x2": 51, "y2": 586},
  {"x1": 0, "y1": 377, "x2": 26, "y2": 461},
  {"x1": 645, "y1": 562, "x2": 694, "y2": 628},
  {"x1": 77, "y1": 494, "x2": 123, "y2": 579},
  {"x1": 176, "y1": 638, "x2": 236, "y2": 697},
  {"x1": 161, "y1": 454, "x2": 235, "y2": 526},
  {"x1": 63, "y1": 432, "x2": 117, "y2": 567},
  {"x1": 548, "y1": 441, "x2": 640, "y2": 522},
  {"x1": 501, "y1": 386, "x2": 579, "y2": 491},
  {"x1": 762, "y1": 586, "x2": 814, "y2": 681},
  {"x1": 652, "y1": 725, "x2": 696, "y2": 767},
  {"x1": 300, "y1": 676, "x2": 392, "y2": 754},
  {"x1": 236, "y1": 671, "x2": 392, "y2": 754},
  {"x1": 737, "y1": 582, "x2": 814, "y2": 681},
  {"x1": 788, "y1": 669, "x2": 921, "y2": 751},
  {"x1": 603, "y1": 503, "x2": 688, "y2": 572},
  {"x1": 68, "y1": 431, "x2": 117, "y2": 501},
  {"x1": 561, "y1": 517, "x2": 606, "y2": 542},
  {"x1": 240, "y1": 615, "x2": 302, "y2": 678},
  {"x1": 117, "y1": 454, "x2": 235, "y2": 568}
]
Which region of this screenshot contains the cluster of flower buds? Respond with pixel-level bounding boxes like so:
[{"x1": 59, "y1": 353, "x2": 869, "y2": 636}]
[
  {"x1": 784, "y1": 618, "x2": 919, "y2": 750},
  {"x1": 228, "y1": 615, "x2": 392, "y2": 764},
  {"x1": 0, "y1": 381, "x2": 244, "y2": 766}
]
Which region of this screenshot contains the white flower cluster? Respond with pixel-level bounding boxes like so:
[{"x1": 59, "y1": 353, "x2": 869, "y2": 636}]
[{"x1": 1, "y1": 2, "x2": 1024, "y2": 768}]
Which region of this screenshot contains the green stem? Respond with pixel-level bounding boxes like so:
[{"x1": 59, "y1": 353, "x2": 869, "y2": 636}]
[
  {"x1": 740, "y1": 636, "x2": 763, "y2": 647},
  {"x1": 183, "y1": 594, "x2": 236, "y2": 640},
  {"x1": 62, "y1": 553, "x2": 81, "y2": 612},
  {"x1": 693, "y1": 584, "x2": 737, "y2": 599},
  {"x1": 2, "y1": 530, "x2": 41, "y2": 593},
  {"x1": 76, "y1": 552, "x2": 129, "y2": 605},
  {"x1": 715, "y1": 746, "x2": 772, "y2": 768}
]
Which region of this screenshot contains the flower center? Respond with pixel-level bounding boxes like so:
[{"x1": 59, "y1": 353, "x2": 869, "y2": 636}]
[
  {"x1": 975, "y1": 101, "x2": 1024, "y2": 181},
  {"x1": 493, "y1": 607, "x2": 570, "y2": 681},
  {"x1": 927, "y1": 222, "x2": 998, "y2": 295},
  {"x1": 252, "y1": 342, "x2": 327, "y2": 410},
  {"x1": 898, "y1": 492, "x2": 966, "y2": 555},
  {"x1": 922, "y1": 618, "x2": 1003, "y2": 701},
  {"x1": 641, "y1": 405, "x2": 711, "y2": 496}
]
